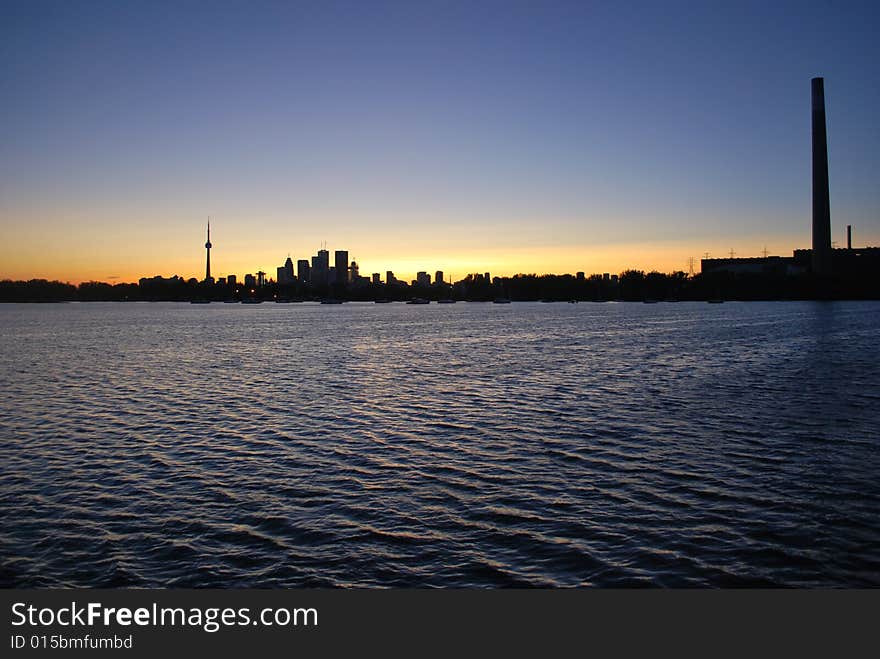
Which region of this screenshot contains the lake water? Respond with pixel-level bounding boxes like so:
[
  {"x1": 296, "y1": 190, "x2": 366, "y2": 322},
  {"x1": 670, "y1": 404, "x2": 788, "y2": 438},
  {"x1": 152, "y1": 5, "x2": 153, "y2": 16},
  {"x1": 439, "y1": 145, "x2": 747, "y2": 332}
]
[{"x1": 1, "y1": 300, "x2": 878, "y2": 587}]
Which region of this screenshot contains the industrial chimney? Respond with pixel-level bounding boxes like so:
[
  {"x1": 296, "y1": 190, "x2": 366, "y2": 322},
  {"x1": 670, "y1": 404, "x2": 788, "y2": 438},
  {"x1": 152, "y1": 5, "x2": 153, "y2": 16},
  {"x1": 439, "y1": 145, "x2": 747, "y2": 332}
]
[{"x1": 811, "y1": 77, "x2": 832, "y2": 275}]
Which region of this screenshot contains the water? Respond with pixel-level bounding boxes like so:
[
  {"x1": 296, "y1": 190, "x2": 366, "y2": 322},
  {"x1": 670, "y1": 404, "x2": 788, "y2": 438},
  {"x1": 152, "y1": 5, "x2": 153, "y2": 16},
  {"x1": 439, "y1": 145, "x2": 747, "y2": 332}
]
[{"x1": 1, "y1": 301, "x2": 878, "y2": 587}]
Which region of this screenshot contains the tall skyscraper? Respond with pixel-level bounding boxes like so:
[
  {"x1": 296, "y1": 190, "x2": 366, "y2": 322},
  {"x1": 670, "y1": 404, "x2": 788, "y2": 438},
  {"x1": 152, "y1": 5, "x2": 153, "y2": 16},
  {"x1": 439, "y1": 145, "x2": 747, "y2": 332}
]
[
  {"x1": 317, "y1": 249, "x2": 329, "y2": 268},
  {"x1": 812, "y1": 77, "x2": 832, "y2": 276},
  {"x1": 435, "y1": 271, "x2": 444, "y2": 285},
  {"x1": 297, "y1": 259, "x2": 310, "y2": 282},
  {"x1": 277, "y1": 256, "x2": 294, "y2": 285},
  {"x1": 311, "y1": 249, "x2": 329, "y2": 286},
  {"x1": 334, "y1": 250, "x2": 349, "y2": 285},
  {"x1": 204, "y1": 219, "x2": 213, "y2": 282}
]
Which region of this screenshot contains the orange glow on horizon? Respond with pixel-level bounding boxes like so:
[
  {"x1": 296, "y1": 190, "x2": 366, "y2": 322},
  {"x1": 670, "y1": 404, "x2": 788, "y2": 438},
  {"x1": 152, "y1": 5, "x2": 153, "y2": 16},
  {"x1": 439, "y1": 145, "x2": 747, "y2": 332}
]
[
  {"x1": 3, "y1": 207, "x2": 873, "y2": 285},
  {"x1": 0, "y1": 236, "x2": 831, "y2": 285}
]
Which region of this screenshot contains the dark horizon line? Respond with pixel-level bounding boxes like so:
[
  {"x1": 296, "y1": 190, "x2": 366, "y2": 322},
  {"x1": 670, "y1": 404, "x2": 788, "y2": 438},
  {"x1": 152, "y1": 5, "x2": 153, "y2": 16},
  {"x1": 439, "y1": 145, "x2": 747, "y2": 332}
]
[{"x1": 5, "y1": 268, "x2": 666, "y2": 288}]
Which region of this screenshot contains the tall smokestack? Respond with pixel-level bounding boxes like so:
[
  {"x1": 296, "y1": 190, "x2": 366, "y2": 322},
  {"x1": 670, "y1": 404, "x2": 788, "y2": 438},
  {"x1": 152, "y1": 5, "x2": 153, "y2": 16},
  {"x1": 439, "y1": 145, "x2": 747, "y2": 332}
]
[
  {"x1": 811, "y1": 77, "x2": 832, "y2": 275},
  {"x1": 847, "y1": 224, "x2": 852, "y2": 250}
]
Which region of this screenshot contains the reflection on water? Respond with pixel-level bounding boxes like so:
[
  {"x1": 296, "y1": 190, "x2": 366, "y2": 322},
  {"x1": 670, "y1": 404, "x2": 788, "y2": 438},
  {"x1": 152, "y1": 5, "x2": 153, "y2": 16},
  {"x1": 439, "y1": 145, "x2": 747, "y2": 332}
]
[{"x1": 1, "y1": 301, "x2": 878, "y2": 587}]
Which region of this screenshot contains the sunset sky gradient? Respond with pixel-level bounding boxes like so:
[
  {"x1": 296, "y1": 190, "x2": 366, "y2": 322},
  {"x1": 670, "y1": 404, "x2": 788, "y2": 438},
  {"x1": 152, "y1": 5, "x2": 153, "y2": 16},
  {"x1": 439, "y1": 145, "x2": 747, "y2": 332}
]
[{"x1": 2, "y1": 1, "x2": 879, "y2": 283}]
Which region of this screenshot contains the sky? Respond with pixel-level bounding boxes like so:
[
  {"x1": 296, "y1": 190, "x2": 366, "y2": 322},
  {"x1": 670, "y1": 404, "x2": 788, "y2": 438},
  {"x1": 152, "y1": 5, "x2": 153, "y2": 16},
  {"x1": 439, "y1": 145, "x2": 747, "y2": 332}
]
[{"x1": 1, "y1": 0, "x2": 879, "y2": 283}]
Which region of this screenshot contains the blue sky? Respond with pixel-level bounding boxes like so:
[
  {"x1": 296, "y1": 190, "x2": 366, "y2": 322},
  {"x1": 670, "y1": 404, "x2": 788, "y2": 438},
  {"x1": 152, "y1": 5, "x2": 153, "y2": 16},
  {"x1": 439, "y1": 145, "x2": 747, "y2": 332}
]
[{"x1": 1, "y1": 0, "x2": 878, "y2": 281}]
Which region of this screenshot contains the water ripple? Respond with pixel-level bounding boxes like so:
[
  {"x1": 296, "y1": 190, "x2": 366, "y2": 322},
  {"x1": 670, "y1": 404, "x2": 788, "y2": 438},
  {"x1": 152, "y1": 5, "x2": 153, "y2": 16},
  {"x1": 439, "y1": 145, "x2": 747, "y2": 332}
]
[{"x1": 1, "y1": 300, "x2": 879, "y2": 587}]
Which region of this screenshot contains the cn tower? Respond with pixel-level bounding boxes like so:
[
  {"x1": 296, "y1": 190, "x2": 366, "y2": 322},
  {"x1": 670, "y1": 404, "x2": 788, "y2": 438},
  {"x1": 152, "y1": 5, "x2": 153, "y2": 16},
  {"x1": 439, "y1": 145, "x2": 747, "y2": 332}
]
[{"x1": 205, "y1": 218, "x2": 213, "y2": 282}]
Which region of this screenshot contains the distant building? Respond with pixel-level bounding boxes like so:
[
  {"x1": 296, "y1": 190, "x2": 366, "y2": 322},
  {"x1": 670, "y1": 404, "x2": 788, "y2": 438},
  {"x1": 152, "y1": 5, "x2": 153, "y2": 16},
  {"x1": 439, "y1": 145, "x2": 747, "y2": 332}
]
[
  {"x1": 416, "y1": 271, "x2": 430, "y2": 286},
  {"x1": 297, "y1": 259, "x2": 310, "y2": 282},
  {"x1": 277, "y1": 256, "x2": 294, "y2": 285},
  {"x1": 227, "y1": 274, "x2": 237, "y2": 287},
  {"x1": 386, "y1": 270, "x2": 396, "y2": 285},
  {"x1": 794, "y1": 246, "x2": 880, "y2": 278},
  {"x1": 309, "y1": 262, "x2": 323, "y2": 285},
  {"x1": 350, "y1": 260, "x2": 359, "y2": 281},
  {"x1": 244, "y1": 273, "x2": 256, "y2": 288},
  {"x1": 311, "y1": 250, "x2": 329, "y2": 286},
  {"x1": 334, "y1": 251, "x2": 349, "y2": 285},
  {"x1": 372, "y1": 273, "x2": 381, "y2": 285},
  {"x1": 484, "y1": 272, "x2": 490, "y2": 282},
  {"x1": 576, "y1": 272, "x2": 585, "y2": 280},
  {"x1": 702, "y1": 245, "x2": 880, "y2": 278},
  {"x1": 435, "y1": 270, "x2": 444, "y2": 285},
  {"x1": 256, "y1": 271, "x2": 267, "y2": 287},
  {"x1": 701, "y1": 255, "x2": 805, "y2": 276}
]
